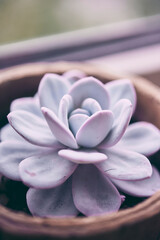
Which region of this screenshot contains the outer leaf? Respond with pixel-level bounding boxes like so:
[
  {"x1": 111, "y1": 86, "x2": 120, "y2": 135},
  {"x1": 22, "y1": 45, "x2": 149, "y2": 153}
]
[
  {"x1": 38, "y1": 73, "x2": 69, "y2": 115},
  {"x1": 27, "y1": 178, "x2": 78, "y2": 217},
  {"x1": 19, "y1": 150, "x2": 77, "y2": 189},
  {"x1": 0, "y1": 140, "x2": 45, "y2": 181},
  {"x1": 111, "y1": 167, "x2": 160, "y2": 197},
  {"x1": 10, "y1": 97, "x2": 42, "y2": 117},
  {"x1": 63, "y1": 69, "x2": 86, "y2": 85},
  {"x1": 105, "y1": 79, "x2": 136, "y2": 111},
  {"x1": 72, "y1": 165, "x2": 121, "y2": 216},
  {"x1": 8, "y1": 110, "x2": 61, "y2": 148},
  {"x1": 96, "y1": 148, "x2": 152, "y2": 180},
  {"x1": 99, "y1": 99, "x2": 132, "y2": 148},
  {"x1": 0, "y1": 124, "x2": 23, "y2": 142},
  {"x1": 117, "y1": 122, "x2": 160, "y2": 156}
]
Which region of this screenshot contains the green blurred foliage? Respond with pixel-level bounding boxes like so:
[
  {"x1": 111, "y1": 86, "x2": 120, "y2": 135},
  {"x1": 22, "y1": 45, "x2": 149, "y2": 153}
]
[{"x1": 0, "y1": 0, "x2": 160, "y2": 44}]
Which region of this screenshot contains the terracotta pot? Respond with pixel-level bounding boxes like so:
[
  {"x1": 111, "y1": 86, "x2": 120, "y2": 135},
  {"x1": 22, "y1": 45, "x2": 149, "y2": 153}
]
[{"x1": 0, "y1": 62, "x2": 160, "y2": 240}]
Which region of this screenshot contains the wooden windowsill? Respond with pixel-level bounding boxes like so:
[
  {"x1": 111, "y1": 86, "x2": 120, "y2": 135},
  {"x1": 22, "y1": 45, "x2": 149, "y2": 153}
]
[{"x1": 89, "y1": 44, "x2": 160, "y2": 86}]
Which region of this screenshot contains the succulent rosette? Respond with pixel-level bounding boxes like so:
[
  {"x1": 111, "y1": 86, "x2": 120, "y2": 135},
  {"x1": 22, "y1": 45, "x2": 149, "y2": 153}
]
[{"x1": 0, "y1": 70, "x2": 160, "y2": 217}]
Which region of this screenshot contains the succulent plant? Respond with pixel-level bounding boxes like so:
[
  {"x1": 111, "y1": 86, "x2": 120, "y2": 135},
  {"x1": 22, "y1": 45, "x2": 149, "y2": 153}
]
[{"x1": 0, "y1": 70, "x2": 160, "y2": 217}]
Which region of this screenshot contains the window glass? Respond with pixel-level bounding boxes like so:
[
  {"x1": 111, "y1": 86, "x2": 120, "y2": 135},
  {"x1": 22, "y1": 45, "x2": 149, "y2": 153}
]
[{"x1": 0, "y1": 0, "x2": 160, "y2": 44}]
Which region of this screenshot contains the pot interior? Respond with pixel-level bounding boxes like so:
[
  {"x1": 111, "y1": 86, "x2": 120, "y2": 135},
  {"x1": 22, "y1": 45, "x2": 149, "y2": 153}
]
[{"x1": 0, "y1": 62, "x2": 160, "y2": 240}]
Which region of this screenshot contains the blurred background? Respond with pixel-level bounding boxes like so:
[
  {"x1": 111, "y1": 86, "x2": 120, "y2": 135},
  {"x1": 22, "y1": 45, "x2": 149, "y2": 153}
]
[
  {"x1": 0, "y1": 0, "x2": 160, "y2": 44},
  {"x1": 0, "y1": 0, "x2": 160, "y2": 85}
]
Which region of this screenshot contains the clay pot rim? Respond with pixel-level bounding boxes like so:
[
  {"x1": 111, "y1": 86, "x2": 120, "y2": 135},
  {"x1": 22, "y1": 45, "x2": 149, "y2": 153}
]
[{"x1": 0, "y1": 61, "x2": 160, "y2": 239}]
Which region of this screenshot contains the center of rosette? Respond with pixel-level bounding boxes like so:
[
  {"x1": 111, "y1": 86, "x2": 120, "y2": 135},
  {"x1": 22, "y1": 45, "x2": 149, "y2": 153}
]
[{"x1": 68, "y1": 98, "x2": 102, "y2": 137}]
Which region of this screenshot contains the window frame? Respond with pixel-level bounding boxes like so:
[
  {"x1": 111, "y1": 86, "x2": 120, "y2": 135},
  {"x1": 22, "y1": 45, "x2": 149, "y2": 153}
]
[{"x1": 0, "y1": 15, "x2": 160, "y2": 70}]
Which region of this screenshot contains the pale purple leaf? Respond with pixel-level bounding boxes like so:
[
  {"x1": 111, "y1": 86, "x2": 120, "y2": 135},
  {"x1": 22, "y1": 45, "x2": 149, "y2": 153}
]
[
  {"x1": 19, "y1": 150, "x2": 77, "y2": 189},
  {"x1": 10, "y1": 97, "x2": 42, "y2": 117},
  {"x1": 82, "y1": 98, "x2": 102, "y2": 114},
  {"x1": 70, "y1": 108, "x2": 90, "y2": 117},
  {"x1": 105, "y1": 79, "x2": 136, "y2": 111},
  {"x1": 27, "y1": 178, "x2": 78, "y2": 217},
  {"x1": 63, "y1": 69, "x2": 86, "y2": 85},
  {"x1": 58, "y1": 149, "x2": 107, "y2": 164},
  {"x1": 58, "y1": 94, "x2": 74, "y2": 127},
  {"x1": 96, "y1": 148, "x2": 152, "y2": 180},
  {"x1": 72, "y1": 165, "x2": 121, "y2": 216},
  {"x1": 42, "y1": 107, "x2": 79, "y2": 149},
  {"x1": 99, "y1": 99, "x2": 132, "y2": 148},
  {"x1": 0, "y1": 140, "x2": 45, "y2": 181},
  {"x1": 117, "y1": 122, "x2": 160, "y2": 156},
  {"x1": 111, "y1": 167, "x2": 160, "y2": 197},
  {"x1": 8, "y1": 110, "x2": 61, "y2": 148},
  {"x1": 0, "y1": 124, "x2": 23, "y2": 142},
  {"x1": 69, "y1": 114, "x2": 89, "y2": 136},
  {"x1": 38, "y1": 73, "x2": 69, "y2": 115},
  {"x1": 69, "y1": 77, "x2": 110, "y2": 110},
  {"x1": 76, "y1": 110, "x2": 114, "y2": 148}
]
